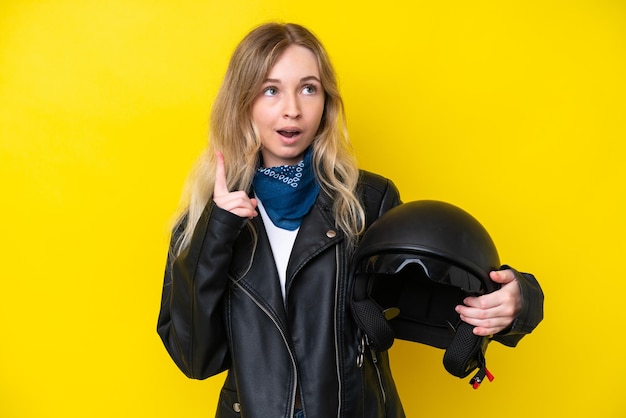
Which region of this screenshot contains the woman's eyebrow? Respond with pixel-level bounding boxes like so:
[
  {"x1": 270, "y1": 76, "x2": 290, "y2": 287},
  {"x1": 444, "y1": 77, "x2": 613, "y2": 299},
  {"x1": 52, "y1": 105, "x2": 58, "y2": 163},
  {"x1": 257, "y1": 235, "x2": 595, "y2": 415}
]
[
  {"x1": 262, "y1": 75, "x2": 321, "y2": 84},
  {"x1": 301, "y1": 76, "x2": 321, "y2": 83}
]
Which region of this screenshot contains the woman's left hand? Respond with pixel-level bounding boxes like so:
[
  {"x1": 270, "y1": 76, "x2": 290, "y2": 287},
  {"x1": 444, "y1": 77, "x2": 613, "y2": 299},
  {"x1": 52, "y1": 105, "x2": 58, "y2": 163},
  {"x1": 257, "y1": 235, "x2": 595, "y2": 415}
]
[{"x1": 455, "y1": 269, "x2": 522, "y2": 336}]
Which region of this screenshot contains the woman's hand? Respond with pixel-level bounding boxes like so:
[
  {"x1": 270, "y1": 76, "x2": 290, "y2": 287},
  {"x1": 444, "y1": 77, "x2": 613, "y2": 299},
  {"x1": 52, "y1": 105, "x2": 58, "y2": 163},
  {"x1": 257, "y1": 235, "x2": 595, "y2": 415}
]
[
  {"x1": 213, "y1": 151, "x2": 258, "y2": 219},
  {"x1": 455, "y1": 269, "x2": 522, "y2": 336}
]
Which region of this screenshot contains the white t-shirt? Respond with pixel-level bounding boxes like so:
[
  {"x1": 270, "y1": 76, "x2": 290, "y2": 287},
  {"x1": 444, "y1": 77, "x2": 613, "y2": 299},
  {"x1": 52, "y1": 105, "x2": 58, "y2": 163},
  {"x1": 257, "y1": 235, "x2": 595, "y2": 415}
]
[{"x1": 255, "y1": 197, "x2": 298, "y2": 302}]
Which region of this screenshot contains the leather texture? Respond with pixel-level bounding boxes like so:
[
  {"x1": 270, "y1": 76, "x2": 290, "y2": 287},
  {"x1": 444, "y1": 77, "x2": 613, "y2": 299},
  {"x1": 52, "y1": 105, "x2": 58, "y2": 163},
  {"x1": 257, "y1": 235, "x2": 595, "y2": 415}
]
[{"x1": 157, "y1": 171, "x2": 405, "y2": 418}]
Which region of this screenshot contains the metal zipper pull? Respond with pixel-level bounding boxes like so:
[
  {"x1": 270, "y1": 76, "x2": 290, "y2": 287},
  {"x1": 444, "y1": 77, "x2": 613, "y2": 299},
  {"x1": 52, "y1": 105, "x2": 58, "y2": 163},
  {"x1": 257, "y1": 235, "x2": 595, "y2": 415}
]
[
  {"x1": 357, "y1": 334, "x2": 366, "y2": 368},
  {"x1": 369, "y1": 346, "x2": 378, "y2": 364}
]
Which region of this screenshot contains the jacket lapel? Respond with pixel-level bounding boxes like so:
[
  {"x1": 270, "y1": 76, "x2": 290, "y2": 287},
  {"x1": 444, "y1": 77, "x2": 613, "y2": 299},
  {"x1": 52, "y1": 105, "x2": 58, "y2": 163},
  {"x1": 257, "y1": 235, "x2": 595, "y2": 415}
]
[
  {"x1": 286, "y1": 193, "x2": 344, "y2": 295},
  {"x1": 237, "y1": 216, "x2": 288, "y2": 320},
  {"x1": 231, "y1": 193, "x2": 344, "y2": 328}
]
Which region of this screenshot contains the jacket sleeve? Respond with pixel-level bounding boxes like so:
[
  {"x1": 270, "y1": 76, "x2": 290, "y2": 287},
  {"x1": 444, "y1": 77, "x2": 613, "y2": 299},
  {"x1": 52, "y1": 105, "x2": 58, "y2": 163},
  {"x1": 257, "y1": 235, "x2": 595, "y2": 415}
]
[
  {"x1": 156, "y1": 201, "x2": 248, "y2": 379},
  {"x1": 492, "y1": 266, "x2": 544, "y2": 347}
]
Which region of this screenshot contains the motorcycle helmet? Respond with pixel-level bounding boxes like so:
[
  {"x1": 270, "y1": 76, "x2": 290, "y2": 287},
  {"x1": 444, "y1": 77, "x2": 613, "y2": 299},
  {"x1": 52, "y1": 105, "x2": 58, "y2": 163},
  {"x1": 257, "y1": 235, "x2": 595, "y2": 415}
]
[{"x1": 350, "y1": 200, "x2": 501, "y2": 387}]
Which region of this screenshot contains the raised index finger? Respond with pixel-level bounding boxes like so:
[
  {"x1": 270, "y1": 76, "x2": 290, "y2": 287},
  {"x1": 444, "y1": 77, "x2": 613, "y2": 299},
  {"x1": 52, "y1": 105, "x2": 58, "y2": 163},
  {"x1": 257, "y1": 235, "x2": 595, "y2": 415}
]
[{"x1": 214, "y1": 150, "x2": 229, "y2": 197}]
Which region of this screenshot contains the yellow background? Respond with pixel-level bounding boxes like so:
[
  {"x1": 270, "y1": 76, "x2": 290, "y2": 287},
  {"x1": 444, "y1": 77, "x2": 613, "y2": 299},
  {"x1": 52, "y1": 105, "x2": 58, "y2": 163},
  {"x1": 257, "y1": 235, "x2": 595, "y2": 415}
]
[{"x1": 1, "y1": 0, "x2": 624, "y2": 417}]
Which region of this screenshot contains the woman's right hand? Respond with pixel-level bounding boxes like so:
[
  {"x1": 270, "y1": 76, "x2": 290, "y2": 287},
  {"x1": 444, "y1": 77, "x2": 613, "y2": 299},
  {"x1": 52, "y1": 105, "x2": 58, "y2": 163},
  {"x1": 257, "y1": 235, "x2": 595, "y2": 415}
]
[{"x1": 213, "y1": 151, "x2": 258, "y2": 219}]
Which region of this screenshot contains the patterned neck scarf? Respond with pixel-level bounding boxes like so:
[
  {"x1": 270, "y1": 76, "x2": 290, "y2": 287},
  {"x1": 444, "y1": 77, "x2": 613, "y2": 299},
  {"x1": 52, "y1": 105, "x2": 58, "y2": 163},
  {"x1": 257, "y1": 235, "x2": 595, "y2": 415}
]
[{"x1": 253, "y1": 148, "x2": 320, "y2": 230}]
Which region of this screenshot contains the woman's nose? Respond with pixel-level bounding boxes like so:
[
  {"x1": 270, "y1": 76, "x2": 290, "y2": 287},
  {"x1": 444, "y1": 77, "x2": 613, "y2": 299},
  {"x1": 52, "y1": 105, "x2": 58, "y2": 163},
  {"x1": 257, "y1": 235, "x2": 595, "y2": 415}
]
[{"x1": 282, "y1": 94, "x2": 301, "y2": 118}]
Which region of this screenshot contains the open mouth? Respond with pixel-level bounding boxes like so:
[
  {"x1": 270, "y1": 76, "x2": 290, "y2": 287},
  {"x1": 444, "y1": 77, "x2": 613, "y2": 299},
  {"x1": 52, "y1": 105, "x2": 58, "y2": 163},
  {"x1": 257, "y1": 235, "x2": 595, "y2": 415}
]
[{"x1": 277, "y1": 129, "x2": 302, "y2": 138}]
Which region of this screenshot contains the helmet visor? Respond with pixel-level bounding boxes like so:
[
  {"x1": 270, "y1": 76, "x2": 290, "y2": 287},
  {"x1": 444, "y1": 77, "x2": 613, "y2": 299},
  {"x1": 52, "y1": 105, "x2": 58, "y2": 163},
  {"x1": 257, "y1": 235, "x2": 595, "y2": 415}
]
[{"x1": 360, "y1": 253, "x2": 487, "y2": 294}]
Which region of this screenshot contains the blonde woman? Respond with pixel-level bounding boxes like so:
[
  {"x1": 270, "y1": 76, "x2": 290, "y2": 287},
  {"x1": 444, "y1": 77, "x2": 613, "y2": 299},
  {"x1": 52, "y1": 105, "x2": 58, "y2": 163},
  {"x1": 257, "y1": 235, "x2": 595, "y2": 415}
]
[{"x1": 157, "y1": 22, "x2": 541, "y2": 418}]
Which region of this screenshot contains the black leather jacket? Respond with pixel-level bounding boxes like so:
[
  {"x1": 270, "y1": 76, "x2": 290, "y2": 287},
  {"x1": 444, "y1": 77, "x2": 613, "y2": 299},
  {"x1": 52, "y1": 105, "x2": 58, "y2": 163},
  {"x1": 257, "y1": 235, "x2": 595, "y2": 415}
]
[{"x1": 157, "y1": 171, "x2": 543, "y2": 417}]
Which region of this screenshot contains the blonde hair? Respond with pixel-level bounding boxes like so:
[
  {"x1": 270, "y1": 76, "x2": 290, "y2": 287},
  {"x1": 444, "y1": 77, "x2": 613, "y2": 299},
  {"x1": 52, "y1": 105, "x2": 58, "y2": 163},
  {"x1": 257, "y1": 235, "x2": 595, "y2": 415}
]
[{"x1": 172, "y1": 22, "x2": 364, "y2": 254}]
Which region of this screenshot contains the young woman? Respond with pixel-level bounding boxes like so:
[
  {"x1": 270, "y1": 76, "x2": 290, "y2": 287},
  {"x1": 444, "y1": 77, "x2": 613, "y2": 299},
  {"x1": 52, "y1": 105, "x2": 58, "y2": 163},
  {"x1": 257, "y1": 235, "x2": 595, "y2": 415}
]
[{"x1": 157, "y1": 22, "x2": 543, "y2": 418}]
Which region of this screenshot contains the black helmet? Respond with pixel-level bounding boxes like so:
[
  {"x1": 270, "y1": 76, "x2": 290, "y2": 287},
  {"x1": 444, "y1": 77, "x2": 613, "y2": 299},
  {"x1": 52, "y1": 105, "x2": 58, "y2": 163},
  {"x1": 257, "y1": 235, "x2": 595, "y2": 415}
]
[{"x1": 351, "y1": 200, "x2": 501, "y2": 387}]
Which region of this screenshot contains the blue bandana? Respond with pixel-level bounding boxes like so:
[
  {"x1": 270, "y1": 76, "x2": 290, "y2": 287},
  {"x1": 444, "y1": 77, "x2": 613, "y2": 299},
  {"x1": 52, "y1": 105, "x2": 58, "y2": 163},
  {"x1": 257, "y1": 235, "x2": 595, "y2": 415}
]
[{"x1": 253, "y1": 148, "x2": 320, "y2": 230}]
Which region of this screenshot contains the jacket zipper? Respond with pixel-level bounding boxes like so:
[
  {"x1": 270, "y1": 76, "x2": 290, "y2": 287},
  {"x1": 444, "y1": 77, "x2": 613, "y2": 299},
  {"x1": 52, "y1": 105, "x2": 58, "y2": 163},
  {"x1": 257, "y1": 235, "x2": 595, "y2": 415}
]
[
  {"x1": 369, "y1": 341, "x2": 387, "y2": 405},
  {"x1": 233, "y1": 282, "x2": 299, "y2": 417},
  {"x1": 333, "y1": 246, "x2": 342, "y2": 418},
  {"x1": 357, "y1": 334, "x2": 387, "y2": 408}
]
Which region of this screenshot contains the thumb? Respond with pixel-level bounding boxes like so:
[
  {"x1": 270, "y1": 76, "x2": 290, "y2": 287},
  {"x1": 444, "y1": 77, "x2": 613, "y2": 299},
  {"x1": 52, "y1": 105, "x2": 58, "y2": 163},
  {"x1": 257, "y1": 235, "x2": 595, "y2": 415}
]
[
  {"x1": 214, "y1": 151, "x2": 229, "y2": 197},
  {"x1": 489, "y1": 269, "x2": 517, "y2": 285}
]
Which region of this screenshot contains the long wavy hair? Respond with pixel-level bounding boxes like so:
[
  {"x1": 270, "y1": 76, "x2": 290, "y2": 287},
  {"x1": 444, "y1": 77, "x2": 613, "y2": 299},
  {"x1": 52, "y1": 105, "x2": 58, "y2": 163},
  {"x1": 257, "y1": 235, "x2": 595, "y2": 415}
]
[{"x1": 172, "y1": 22, "x2": 365, "y2": 255}]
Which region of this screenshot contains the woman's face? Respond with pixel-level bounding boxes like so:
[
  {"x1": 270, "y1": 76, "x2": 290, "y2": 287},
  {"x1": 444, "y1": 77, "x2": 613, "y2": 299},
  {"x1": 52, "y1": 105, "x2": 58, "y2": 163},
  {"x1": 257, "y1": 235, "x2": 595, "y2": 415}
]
[{"x1": 251, "y1": 44, "x2": 325, "y2": 167}]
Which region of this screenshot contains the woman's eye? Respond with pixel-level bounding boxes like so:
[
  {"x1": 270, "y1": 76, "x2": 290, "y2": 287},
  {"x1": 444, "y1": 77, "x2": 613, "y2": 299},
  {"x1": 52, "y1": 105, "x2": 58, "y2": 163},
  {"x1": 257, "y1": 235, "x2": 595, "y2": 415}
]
[
  {"x1": 302, "y1": 84, "x2": 318, "y2": 95},
  {"x1": 262, "y1": 87, "x2": 278, "y2": 96}
]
